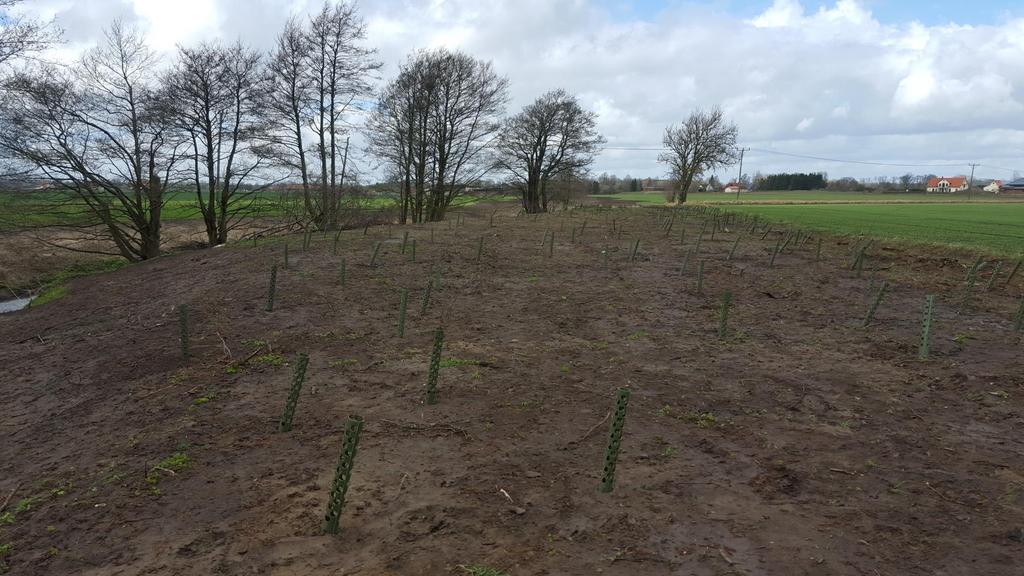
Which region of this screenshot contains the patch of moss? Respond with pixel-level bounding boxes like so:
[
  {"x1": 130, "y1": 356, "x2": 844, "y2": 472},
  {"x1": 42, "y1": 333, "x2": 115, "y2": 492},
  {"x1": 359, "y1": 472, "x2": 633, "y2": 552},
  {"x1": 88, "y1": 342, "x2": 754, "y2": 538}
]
[{"x1": 30, "y1": 285, "x2": 67, "y2": 307}]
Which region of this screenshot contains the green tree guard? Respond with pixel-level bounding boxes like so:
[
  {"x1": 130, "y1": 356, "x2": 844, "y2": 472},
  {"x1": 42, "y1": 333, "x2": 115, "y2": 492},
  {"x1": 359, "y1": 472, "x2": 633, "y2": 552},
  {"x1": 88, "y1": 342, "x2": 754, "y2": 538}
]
[
  {"x1": 781, "y1": 230, "x2": 794, "y2": 253},
  {"x1": 630, "y1": 238, "x2": 640, "y2": 262},
  {"x1": 599, "y1": 388, "x2": 631, "y2": 493},
  {"x1": 420, "y1": 277, "x2": 433, "y2": 314},
  {"x1": 718, "y1": 290, "x2": 732, "y2": 339},
  {"x1": 694, "y1": 223, "x2": 705, "y2": 255},
  {"x1": 339, "y1": 259, "x2": 347, "y2": 286},
  {"x1": 696, "y1": 260, "x2": 705, "y2": 293},
  {"x1": 548, "y1": 232, "x2": 555, "y2": 257},
  {"x1": 401, "y1": 231, "x2": 409, "y2": 254},
  {"x1": 477, "y1": 235, "x2": 484, "y2": 262},
  {"x1": 985, "y1": 261, "x2": 1003, "y2": 291},
  {"x1": 919, "y1": 295, "x2": 935, "y2": 360},
  {"x1": 681, "y1": 249, "x2": 692, "y2": 276},
  {"x1": 369, "y1": 241, "x2": 382, "y2": 267},
  {"x1": 411, "y1": 239, "x2": 417, "y2": 262},
  {"x1": 178, "y1": 304, "x2": 190, "y2": 361},
  {"x1": 279, "y1": 352, "x2": 310, "y2": 432},
  {"x1": 266, "y1": 264, "x2": 278, "y2": 312},
  {"x1": 863, "y1": 281, "x2": 889, "y2": 327},
  {"x1": 426, "y1": 327, "x2": 444, "y2": 405},
  {"x1": 816, "y1": 237, "x2": 822, "y2": 261},
  {"x1": 1006, "y1": 259, "x2": 1021, "y2": 286},
  {"x1": 770, "y1": 237, "x2": 782, "y2": 267},
  {"x1": 1014, "y1": 296, "x2": 1024, "y2": 332},
  {"x1": 571, "y1": 226, "x2": 576, "y2": 244},
  {"x1": 958, "y1": 258, "x2": 984, "y2": 314},
  {"x1": 397, "y1": 288, "x2": 408, "y2": 337},
  {"x1": 323, "y1": 414, "x2": 364, "y2": 534},
  {"x1": 679, "y1": 226, "x2": 685, "y2": 245},
  {"x1": 284, "y1": 243, "x2": 289, "y2": 269},
  {"x1": 727, "y1": 235, "x2": 741, "y2": 261},
  {"x1": 333, "y1": 230, "x2": 342, "y2": 255}
]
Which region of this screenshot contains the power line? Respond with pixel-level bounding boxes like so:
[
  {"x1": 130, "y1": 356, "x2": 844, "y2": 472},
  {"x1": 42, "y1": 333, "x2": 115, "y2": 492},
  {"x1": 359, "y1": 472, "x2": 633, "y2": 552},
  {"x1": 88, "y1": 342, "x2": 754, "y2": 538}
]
[{"x1": 599, "y1": 144, "x2": 1019, "y2": 172}]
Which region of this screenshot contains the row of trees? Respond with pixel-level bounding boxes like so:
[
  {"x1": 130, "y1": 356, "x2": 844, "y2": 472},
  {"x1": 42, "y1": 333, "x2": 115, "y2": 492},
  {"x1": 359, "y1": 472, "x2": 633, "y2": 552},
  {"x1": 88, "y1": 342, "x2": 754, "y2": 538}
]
[
  {"x1": 1, "y1": 0, "x2": 748, "y2": 262},
  {"x1": 0, "y1": 2, "x2": 380, "y2": 260},
  {"x1": 758, "y1": 172, "x2": 827, "y2": 191},
  {"x1": 0, "y1": 1, "x2": 614, "y2": 261}
]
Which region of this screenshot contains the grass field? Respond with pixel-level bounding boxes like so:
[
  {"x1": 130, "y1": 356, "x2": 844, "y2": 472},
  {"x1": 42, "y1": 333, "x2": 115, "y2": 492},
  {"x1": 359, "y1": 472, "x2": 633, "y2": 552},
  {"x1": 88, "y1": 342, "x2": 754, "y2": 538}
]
[
  {"x1": 0, "y1": 190, "x2": 517, "y2": 231},
  {"x1": 591, "y1": 190, "x2": 1024, "y2": 255},
  {"x1": 720, "y1": 203, "x2": 1024, "y2": 256}
]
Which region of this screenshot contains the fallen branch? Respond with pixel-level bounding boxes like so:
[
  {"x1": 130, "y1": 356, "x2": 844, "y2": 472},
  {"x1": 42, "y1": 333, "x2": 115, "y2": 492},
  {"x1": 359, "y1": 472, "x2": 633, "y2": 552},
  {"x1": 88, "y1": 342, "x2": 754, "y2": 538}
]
[
  {"x1": 0, "y1": 482, "x2": 21, "y2": 513},
  {"x1": 378, "y1": 419, "x2": 469, "y2": 437},
  {"x1": 568, "y1": 411, "x2": 610, "y2": 446}
]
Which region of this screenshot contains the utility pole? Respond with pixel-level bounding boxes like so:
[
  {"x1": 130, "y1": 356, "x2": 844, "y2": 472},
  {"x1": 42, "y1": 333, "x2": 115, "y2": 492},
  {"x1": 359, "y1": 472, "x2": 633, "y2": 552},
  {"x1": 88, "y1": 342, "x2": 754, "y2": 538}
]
[
  {"x1": 967, "y1": 163, "x2": 979, "y2": 201},
  {"x1": 735, "y1": 147, "x2": 749, "y2": 201}
]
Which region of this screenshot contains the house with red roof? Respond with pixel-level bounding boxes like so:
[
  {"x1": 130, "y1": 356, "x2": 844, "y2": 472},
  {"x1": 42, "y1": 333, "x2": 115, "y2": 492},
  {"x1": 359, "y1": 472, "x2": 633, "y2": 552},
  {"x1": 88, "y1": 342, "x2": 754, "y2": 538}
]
[{"x1": 926, "y1": 176, "x2": 968, "y2": 193}]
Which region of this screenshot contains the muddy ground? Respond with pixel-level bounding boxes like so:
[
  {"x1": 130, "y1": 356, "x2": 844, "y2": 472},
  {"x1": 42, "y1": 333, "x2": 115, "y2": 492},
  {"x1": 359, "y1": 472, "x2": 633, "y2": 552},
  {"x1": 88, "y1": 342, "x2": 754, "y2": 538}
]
[{"x1": 1, "y1": 202, "x2": 1022, "y2": 575}]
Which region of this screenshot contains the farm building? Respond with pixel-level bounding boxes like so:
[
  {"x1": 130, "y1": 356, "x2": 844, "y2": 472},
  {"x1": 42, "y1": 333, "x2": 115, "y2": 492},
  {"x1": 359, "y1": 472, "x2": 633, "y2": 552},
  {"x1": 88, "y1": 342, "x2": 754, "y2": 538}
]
[
  {"x1": 926, "y1": 176, "x2": 968, "y2": 193},
  {"x1": 983, "y1": 180, "x2": 1002, "y2": 193},
  {"x1": 640, "y1": 179, "x2": 671, "y2": 192},
  {"x1": 723, "y1": 182, "x2": 747, "y2": 193},
  {"x1": 1000, "y1": 178, "x2": 1024, "y2": 194}
]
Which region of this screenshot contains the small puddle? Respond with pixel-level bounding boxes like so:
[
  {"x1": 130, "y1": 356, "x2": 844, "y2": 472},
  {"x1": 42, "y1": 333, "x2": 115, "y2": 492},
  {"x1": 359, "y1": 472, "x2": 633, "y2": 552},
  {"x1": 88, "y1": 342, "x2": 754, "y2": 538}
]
[{"x1": 0, "y1": 297, "x2": 34, "y2": 314}]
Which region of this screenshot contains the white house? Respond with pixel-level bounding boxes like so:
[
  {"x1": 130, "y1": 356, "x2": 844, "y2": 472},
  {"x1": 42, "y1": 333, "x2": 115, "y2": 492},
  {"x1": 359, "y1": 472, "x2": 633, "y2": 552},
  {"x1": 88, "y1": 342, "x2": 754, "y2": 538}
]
[
  {"x1": 983, "y1": 180, "x2": 1002, "y2": 193},
  {"x1": 723, "y1": 182, "x2": 746, "y2": 194},
  {"x1": 926, "y1": 176, "x2": 968, "y2": 193}
]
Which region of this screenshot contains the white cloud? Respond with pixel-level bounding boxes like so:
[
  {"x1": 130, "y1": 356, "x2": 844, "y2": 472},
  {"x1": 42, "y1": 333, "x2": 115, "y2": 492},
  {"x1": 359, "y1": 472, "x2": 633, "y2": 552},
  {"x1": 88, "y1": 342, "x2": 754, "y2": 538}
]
[{"x1": 10, "y1": 0, "x2": 1024, "y2": 180}]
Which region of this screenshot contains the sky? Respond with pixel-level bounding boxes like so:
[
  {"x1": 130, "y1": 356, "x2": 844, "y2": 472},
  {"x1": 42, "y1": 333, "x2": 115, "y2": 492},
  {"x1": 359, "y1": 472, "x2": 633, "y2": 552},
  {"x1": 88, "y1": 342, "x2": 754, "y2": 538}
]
[{"x1": 11, "y1": 0, "x2": 1024, "y2": 182}]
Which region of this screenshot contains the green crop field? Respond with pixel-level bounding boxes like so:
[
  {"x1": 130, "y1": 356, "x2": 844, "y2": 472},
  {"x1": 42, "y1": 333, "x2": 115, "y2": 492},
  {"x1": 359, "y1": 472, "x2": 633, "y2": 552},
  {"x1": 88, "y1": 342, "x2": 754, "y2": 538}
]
[
  {"x1": 590, "y1": 190, "x2": 1024, "y2": 255},
  {"x1": 0, "y1": 189, "x2": 515, "y2": 231},
  {"x1": 721, "y1": 203, "x2": 1024, "y2": 256}
]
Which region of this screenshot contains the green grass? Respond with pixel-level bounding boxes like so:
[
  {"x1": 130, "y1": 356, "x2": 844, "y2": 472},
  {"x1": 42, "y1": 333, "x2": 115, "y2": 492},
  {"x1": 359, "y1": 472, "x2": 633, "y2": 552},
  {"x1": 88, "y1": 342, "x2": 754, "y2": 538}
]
[
  {"x1": 723, "y1": 203, "x2": 1024, "y2": 256},
  {"x1": 440, "y1": 357, "x2": 481, "y2": 368},
  {"x1": 459, "y1": 566, "x2": 508, "y2": 576},
  {"x1": 25, "y1": 259, "x2": 127, "y2": 307},
  {"x1": 0, "y1": 189, "x2": 516, "y2": 231}
]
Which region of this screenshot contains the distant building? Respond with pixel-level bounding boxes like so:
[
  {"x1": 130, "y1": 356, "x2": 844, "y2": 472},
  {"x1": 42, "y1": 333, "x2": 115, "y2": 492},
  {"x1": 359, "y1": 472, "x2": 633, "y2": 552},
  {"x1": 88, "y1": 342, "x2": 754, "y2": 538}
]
[
  {"x1": 723, "y1": 182, "x2": 747, "y2": 194},
  {"x1": 926, "y1": 176, "x2": 968, "y2": 193},
  {"x1": 640, "y1": 179, "x2": 671, "y2": 192},
  {"x1": 983, "y1": 180, "x2": 1002, "y2": 193},
  {"x1": 1000, "y1": 178, "x2": 1024, "y2": 195}
]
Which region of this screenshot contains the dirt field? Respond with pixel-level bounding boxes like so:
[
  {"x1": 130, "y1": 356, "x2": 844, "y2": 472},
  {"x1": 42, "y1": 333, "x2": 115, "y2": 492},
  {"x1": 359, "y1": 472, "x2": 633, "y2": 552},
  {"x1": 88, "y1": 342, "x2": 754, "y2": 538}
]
[{"x1": 1, "y1": 202, "x2": 1022, "y2": 575}]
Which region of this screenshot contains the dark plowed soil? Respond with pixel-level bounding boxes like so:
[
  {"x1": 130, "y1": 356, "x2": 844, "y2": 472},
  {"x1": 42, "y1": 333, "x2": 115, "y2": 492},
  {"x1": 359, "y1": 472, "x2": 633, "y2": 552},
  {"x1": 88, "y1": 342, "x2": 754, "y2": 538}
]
[{"x1": 1, "y1": 204, "x2": 1022, "y2": 575}]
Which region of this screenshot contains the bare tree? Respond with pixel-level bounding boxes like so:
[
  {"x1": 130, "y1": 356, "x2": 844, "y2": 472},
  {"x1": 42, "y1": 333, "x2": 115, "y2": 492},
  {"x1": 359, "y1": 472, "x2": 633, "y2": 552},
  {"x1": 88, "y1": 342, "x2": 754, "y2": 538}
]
[
  {"x1": 165, "y1": 41, "x2": 268, "y2": 245},
  {"x1": 658, "y1": 107, "x2": 738, "y2": 203},
  {"x1": 368, "y1": 48, "x2": 508, "y2": 222},
  {"x1": 494, "y1": 89, "x2": 604, "y2": 213},
  {"x1": 263, "y1": 17, "x2": 314, "y2": 216},
  {"x1": 0, "y1": 0, "x2": 59, "y2": 68},
  {"x1": 899, "y1": 173, "x2": 914, "y2": 192},
  {"x1": 306, "y1": 0, "x2": 379, "y2": 230},
  {"x1": 0, "y1": 22, "x2": 182, "y2": 260}
]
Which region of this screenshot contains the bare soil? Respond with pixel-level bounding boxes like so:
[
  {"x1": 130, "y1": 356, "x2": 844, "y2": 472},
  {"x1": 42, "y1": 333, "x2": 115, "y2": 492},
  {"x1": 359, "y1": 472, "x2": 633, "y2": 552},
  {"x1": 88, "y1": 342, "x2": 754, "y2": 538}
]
[{"x1": 1, "y1": 203, "x2": 1022, "y2": 575}]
